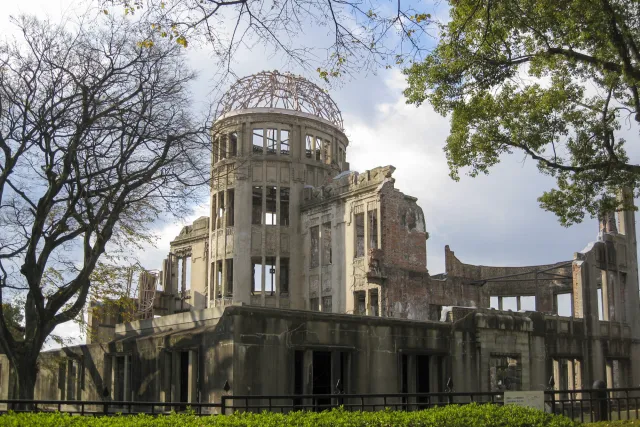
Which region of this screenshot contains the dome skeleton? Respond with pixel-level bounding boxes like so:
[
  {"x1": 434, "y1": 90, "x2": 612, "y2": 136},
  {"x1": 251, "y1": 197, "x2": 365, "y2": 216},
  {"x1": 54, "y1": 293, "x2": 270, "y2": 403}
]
[{"x1": 216, "y1": 70, "x2": 344, "y2": 129}]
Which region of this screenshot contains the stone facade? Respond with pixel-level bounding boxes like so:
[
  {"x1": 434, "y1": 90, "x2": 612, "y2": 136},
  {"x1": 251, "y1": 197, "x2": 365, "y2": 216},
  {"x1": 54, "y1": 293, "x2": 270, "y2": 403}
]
[{"x1": 1, "y1": 72, "x2": 639, "y2": 406}]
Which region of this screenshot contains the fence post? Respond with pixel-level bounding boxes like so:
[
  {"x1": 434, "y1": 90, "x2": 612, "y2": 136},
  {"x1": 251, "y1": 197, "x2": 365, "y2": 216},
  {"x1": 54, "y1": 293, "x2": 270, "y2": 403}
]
[
  {"x1": 593, "y1": 380, "x2": 608, "y2": 422},
  {"x1": 221, "y1": 395, "x2": 226, "y2": 416}
]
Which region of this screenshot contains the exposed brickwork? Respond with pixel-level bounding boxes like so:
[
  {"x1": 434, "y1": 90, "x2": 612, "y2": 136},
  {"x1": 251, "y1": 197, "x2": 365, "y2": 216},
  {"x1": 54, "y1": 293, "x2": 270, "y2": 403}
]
[{"x1": 379, "y1": 183, "x2": 427, "y2": 272}]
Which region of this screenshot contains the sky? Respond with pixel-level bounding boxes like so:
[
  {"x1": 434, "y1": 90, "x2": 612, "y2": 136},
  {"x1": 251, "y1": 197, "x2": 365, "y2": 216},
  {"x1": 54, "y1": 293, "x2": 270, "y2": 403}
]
[{"x1": 1, "y1": 0, "x2": 629, "y2": 348}]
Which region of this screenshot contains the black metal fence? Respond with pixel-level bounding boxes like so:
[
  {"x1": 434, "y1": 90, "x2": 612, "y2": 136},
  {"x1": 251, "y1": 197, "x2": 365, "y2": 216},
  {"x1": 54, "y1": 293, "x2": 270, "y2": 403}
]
[{"x1": 1, "y1": 386, "x2": 639, "y2": 422}]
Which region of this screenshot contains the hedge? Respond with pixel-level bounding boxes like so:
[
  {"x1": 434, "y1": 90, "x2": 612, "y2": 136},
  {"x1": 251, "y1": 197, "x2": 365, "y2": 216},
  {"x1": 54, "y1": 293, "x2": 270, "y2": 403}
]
[{"x1": 0, "y1": 404, "x2": 578, "y2": 427}]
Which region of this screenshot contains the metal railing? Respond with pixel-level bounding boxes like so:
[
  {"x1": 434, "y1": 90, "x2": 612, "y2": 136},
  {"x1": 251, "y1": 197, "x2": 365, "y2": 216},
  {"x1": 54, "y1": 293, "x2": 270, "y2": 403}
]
[
  {"x1": 1, "y1": 386, "x2": 638, "y2": 422},
  {"x1": 0, "y1": 399, "x2": 221, "y2": 416}
]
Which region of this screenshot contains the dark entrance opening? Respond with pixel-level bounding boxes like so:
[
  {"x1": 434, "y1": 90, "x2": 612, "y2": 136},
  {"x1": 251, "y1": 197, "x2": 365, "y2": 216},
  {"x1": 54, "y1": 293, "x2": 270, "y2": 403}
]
[
  {"x1": 114, "y1": 356, "x2": 125, "y2": 401},
  {"x1": 416, "y1": 355, "x2": 430, "y2": 407},
  {"x1": 293, "y1": 350, "x2": 304, "y2": 408},
  {"x1": 401, "y1": 354, "x2": 409, "y2": 408},
  {"x1": 179, "y1": 351, "x2": 189, "y2": 406},
  {"x1": 312, "y1": 351, "x2": 332, "y2": 410}
]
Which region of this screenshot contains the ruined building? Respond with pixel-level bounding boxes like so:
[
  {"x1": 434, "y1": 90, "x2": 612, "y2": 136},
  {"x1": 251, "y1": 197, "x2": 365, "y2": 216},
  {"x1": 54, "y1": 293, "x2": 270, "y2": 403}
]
[{"x1": 1, "y1": 71, "x2": 639, "y2": 406}]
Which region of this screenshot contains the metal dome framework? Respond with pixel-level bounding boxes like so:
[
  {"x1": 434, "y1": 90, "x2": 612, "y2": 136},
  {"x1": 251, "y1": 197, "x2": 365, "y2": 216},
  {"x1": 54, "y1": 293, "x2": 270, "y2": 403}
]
[{"x1": 217, "y1": 71, "x2": 344, "y2": 129}]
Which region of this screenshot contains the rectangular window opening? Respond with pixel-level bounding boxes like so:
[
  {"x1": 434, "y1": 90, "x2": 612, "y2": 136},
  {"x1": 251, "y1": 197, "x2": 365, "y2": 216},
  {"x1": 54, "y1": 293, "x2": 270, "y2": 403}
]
[
  {"x1": 305, "y1": 135, "x2": 313, "y2": 158},
  {"x1": 370, "y1": 289, "x2": 379, "y2": 316},
  {"x1": 266, "y1": 128, "x2": 277, "y2": 155},
  {"x1": 216, "y1": 260, "x2": 223, "y2": 298},
  {"x1": 219, "y1": 135, "x2": 227, "y2": 160},
  {"x1": 368, "y1": 210, "x2": 378, "y2": 249},
  {"x1": 280, "y1": 258, "x2": 289, "y2": 294},
  {"x1": 280, "y1": 129, "x2": 290, "y2": 155},
  {"x1": 218, "y1": 193, "x2": 225, "y2": 227},
  {"x1": 229, "y1": 131, "x2": 238, "y2": 157},
  {"x1": 490, "y1": 296, "x2": 499, "y2": 310},
  {"x1": 185, "y1": 256, "x2": 191, "y2": 291},
  {"x1": 355, "y1": 212, "x2": 365, "y2": 258},
  {"x1": 227, "y1": 189, "x2": 235, "y2": 227},
  {"x1": 502, "y1": 296, "x2": 517, "y2": 311},
  {"x1": 266, "y1": 186, "x2": 277, "y2": 225},
  {"x1": 280, "y1": 188, "x2": 290, "y2": 226},
  {"x1": 597, "y1": 287, "x2": 605, "y2": 320},
  {"x1": 213, "y1": 137, "x2": 219, "y2": 164},
  {"x1": 265, "y1": 257, "x2": 276, "y2": 294},
  {"x1": 355, "y1": 291, "x2": 366, "y2": 315},
  {"x1": 225, "y1": 259, "x2": 233, "y2": 296},
  {"x1": 315, "y1": 137, "x2": 322, "y2": 161},
  {"x1": 212, "y1": 193, "x2": 219, "y2": 228},
  {"x1": 252, "y1": 258, "x2": 263, "y2": 293},
  {"x1": 322, "y1": 296, "x2": 332, "y2": 313},
  {"x1": 252, "y1": 128, "x2": 264, "y2": 154},
  {"x1": 310, "y1": 297, "x2": 319, "y2": 311},
  {"x1": 490, "y1": 356, "x2": 522, "y2": 391},
  {"x1": 310, "y1": 225, "x2": 320, "y2": 268},
  {"x1": 556, "y1": 293, "x2": 572, "y2": 317},
  {"x1": 520, "y1": 295, "x2": 536, "y2": 311},
  {"x1": 252, "y1": 186, "x2": 262, "y2": 225},
  {"x1": 322, "y1": 222, "x2": 331, "y2": 265}
]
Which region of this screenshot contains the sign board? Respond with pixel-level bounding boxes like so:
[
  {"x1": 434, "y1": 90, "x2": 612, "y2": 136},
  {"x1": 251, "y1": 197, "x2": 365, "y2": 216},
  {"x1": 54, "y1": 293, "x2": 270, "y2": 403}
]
[{"x1": 504, "y1": 391, "x2": 545, "y2": 411}]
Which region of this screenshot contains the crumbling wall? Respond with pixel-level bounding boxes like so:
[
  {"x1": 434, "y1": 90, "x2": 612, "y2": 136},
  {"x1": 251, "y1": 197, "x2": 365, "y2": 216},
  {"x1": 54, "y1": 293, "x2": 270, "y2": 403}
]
[{"x1": 379, "y1": 183, "x2": 427, "y2": 272}]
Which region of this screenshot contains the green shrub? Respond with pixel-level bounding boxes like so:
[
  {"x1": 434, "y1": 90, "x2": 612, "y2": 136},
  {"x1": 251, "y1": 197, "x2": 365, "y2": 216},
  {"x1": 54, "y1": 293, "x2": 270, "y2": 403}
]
[{"x1": 0, "y1": 404, "x2": 578, "y2": 427}]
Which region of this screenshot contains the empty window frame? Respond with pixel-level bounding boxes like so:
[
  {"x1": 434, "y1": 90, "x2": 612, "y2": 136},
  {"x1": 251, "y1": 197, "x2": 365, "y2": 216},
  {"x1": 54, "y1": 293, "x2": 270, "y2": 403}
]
[
  {"x1": 112, "y1": 355, "x2": 131, "y2": 401},
  {"x1": 252, "y1": 258, "x2": 262, "y2": 293},
  {"x1": 280, "y1": 258, "x2": 289, "y2": 294},
  {"x1": 553, "y1": 358, "x2": 582, "y2": 392},
  {"x1": 489, "y1": 356, "x2": 522, "y2": 391},
  {"x1": 265, "y1": 257, "x2": 276, "y2": 293},
  {"x1": 310, "y1": 297, "x2": 320, "y2": 311},
  {"x1": 315, "y1": 137, "x2": 322, "y2": 161},
  {"x1": 227, "y1": 189, "x2": 235, "y2": 227},
  {"x1": 178, "y1": 257, "x2": 191, "y2": 292},
  {"x1": 252, "y1": 128, "x2": 264, "y2": 154},
  {"x1": 370, "y1": 289, "x2": 379, "y2": 316},
  {"x1": 310, "y1": 225, "x2": 320, "y2": 269},
  {"x1": 218, "y1": 193, "x2": 225, "y2": 226},
  {"x1": 280, "y1": 129, "x2": 290, "y2": 155},
  {"x1": 229, "y1": 131, "x2": 238, "y2": 157},
  {"x1": 266, "y1": 186, "x2": 277, "y2": 225},
  {"x1": 520, "y1": 296, "x2": 535, "y2": 311},
  {"x1": 216, "y1": 260, "x2": 223, "y2": 297},
  {"x1": 490, "y1": 295, "x2": 536, "y2": 311},
  {"x1": 211, "y1": 194, "x2": 217, "y2": 230},
  {"x1": 339, "y1": 146, "x2": 344, "y2": 165},
  {"x1": 280, "y1": 188, "x2": 290, "y2": 226},
  {"x1": 322, "y1": 222, "x2": 332, "y2": 265},
  {"x1": 225, "y1": 259, "x2": 233, "y2": 296},
  {"x1": 252, "y1": 186, "x2": 262, "y2": 225},
  {"x1": 556, "y1": 293, "x2": 572, "y2": 317},
  {"x1": 305, "y1": 135, "x2": 313, "y2": 158},
  {"x1": 322, "y1": 296, "x2": 332, "y2": 313},
  {"x1": 597, "y1": 287, "x2": 605, "y2": 320},
  {"x1": 355, "y1": 212, "x2": 365, "y2": 258},
  {"x1": 368, "y1": 209, "x2": 378, "y2": 249},
  {"x1": 213, "y1": 137, "x2": 219, "y2": 164},
  {"x1": 355, "y1": 291, "x2": 366, "y2": 315},
  {"x1": 266, "y1": 128, "x2": 277, "y2": 155},
  {"x1": 219, "y1": 134, "x2": 227, "y2": 160},
  {"x1": 502, "y1": 296, "x2": 518, "y2": 311}
]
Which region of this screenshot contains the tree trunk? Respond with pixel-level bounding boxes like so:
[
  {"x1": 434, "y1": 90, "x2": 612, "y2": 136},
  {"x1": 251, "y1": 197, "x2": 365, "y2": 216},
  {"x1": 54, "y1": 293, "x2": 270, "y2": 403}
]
[{"x1": 13, "y1": 353, "x2": 38, "y2": 409}]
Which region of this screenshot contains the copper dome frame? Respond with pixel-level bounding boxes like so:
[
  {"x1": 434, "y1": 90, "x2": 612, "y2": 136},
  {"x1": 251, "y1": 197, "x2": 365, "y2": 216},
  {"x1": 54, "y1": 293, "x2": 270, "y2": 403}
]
[{"x1": 217, "y1": 70, "x2": 344, "y2": 129}]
